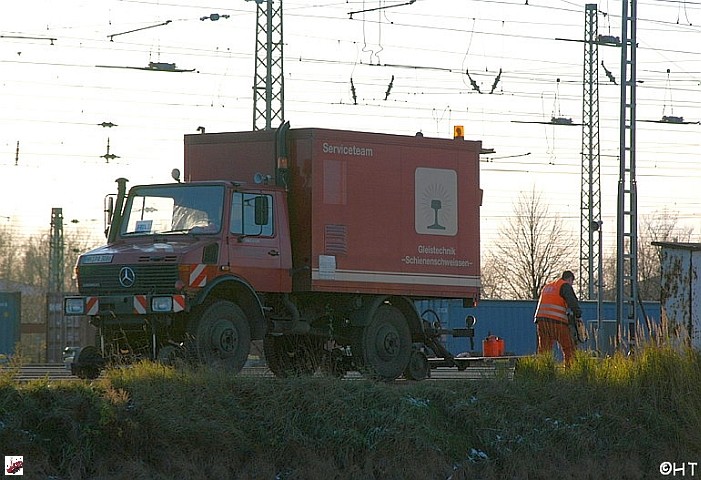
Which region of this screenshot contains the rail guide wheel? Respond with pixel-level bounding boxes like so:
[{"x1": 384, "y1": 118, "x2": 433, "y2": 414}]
[{"x1": 403, "y1": 348, "x2": 430, "y2": 381}]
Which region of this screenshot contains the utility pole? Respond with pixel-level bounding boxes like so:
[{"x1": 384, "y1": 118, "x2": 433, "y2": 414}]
[
  {"x1": 48, "y1": 207, "x2": 64, "y2": 293},
  {"x1": 48, "y1": 207, "x2": 65, "y2": 363},
  {"x1": 580, "y1": 4, "x2": 601, "y2": 302},
  {"x1": 251, "y1": 0, "x2": 285, "y2": 131},
  {"x1": 617, "y1": 0, "x2": 638, "y2": 348}
]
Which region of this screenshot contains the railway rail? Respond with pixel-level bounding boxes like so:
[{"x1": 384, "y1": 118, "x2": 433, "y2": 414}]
[{"x1": 2, "y1": 358, "x2": 517, "y2": 383}]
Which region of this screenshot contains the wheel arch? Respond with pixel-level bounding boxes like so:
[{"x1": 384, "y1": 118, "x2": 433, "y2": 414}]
[{"x1": 193, "y1": 275, "x2": 267, "y2": 340}]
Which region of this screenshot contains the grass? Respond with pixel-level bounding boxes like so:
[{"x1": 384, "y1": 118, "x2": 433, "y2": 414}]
[{"x1": 1, "y1": 344, "x2": 700, "y2": 479}]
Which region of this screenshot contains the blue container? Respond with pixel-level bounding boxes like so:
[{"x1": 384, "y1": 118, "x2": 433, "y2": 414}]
[
  {"x1": 416, "y1": 299, "x2": 661, "y2": 356},
  {"x1": 0, "y1": 292, "x2": 21, "y2": 356}
]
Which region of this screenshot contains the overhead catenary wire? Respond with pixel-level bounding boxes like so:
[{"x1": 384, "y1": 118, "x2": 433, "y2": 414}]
[{"x1": 1, "y1": 0, "x2": 700, "y2": 243}]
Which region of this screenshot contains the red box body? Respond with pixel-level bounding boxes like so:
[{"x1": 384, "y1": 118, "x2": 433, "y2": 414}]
[{"x1": 184, "y1": 128, "x2": 482, "y2": 301}]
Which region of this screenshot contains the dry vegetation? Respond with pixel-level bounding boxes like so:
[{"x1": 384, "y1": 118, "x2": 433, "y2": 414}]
[{"x1": 1, "y1": 344, "x2": 700, "y2": 479}]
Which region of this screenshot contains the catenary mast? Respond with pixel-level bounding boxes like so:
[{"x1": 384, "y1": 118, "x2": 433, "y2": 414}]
[
  {"x1": 251, "y1": 0, "x2": 285, "y2": 131},
  {"x1": 617, "y1": 0, "x2": 638, "y2": 347},
  {"x1": 580, "y1": 4, "x2": 602, "y2": 303}
]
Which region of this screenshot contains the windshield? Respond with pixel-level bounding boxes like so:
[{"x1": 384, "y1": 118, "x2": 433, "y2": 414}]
[{"x1": 121, "y1": 184, "x2": 224, "y2": 235}]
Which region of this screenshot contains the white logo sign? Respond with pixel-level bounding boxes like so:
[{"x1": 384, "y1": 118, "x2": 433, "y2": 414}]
[{"x1": 414, "y1": 167, "x2": 457, "y2": 236}]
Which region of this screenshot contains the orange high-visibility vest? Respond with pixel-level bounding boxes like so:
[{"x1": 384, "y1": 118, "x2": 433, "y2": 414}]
[{"x1": 535, "y1": 278, "x2": 569, "y2": 323}]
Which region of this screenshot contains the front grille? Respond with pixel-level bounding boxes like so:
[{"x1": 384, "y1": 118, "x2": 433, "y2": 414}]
[
  {"x1": 78, "y1": 264, "x2": 179, "y2": 295},
  {"x1": 138, "y1": 255, "x2": 177, "y2": 263}
]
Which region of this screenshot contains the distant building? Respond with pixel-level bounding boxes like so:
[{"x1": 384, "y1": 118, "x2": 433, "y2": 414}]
[
  {"x1": 653, "y1": 242, "x2": 701, "y2": 349},
  {"x1": 1, "y1": 279, "x2": 43, "y2": 361},
  {"x1": 1, "y1": 279, "x2": 95, "y2": 363}
]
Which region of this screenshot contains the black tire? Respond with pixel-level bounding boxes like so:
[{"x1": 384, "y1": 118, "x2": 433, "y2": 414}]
[
  {"x1": 263, "y1": 335, "x2": 322, "y2": 378},
  {"x1": 352, "y1": 304, "x2": 412, "y2": 381},
  {"x1": 192, "y1": 300, "x2": 251, "y2": 373},
  {"x1": 403, "y1": 349, "x2": 430, "y2": 381},
  {"x1": 74, "y1": 346, "x2": 104, "y2": 380}
]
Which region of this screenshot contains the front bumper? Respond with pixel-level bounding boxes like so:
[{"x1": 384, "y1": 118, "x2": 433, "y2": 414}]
[{"x1": 64, "y1": 294, "x2": 187, "y2": 316}]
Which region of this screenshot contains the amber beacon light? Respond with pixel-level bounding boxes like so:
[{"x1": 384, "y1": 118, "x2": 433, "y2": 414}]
[{"x1": 453, "y1": 125, "x2": 464, "y2": 139}]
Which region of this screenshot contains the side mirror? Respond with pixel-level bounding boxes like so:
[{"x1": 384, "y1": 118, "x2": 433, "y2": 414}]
[{"x1": 104, "y1": 195, "x2": 115, "y2": 238}]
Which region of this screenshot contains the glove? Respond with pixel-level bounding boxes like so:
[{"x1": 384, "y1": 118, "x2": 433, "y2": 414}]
[{"x1": 575, "y1": 317, "x2": 588, "y2": 343}]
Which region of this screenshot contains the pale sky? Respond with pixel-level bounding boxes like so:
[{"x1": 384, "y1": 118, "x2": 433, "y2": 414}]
[{"x1": 1, "y1": 0, "x2": 700, "y2": 253}]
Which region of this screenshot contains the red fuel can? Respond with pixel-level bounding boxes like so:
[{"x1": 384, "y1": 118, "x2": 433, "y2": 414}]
[{"x1": 482, "y1": 334, "x2": 505, "y2": 357}]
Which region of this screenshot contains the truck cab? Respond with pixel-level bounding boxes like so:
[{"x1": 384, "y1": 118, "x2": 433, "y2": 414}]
[
  {"x1": 65, "y1": 179, "x2": 292, "y2": 376},
  {"x1": 120, "y1": 180, "x2": 293, "y2": 290}
]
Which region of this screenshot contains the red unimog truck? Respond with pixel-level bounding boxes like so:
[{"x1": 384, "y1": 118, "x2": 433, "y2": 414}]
[{"x1": 65, "y1": 124, "x2": 482, "y2": 381}]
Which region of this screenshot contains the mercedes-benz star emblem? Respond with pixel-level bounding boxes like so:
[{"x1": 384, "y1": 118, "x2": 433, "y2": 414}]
[{"x1": 119, "y1": 266, "x2": 136, "y2": 288}]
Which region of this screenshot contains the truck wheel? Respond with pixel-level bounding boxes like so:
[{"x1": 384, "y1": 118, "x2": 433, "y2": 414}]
[
  {"x1": 73, "y1": 346, "x2": 104, "y2": 380},
  {"x1": 193, "y1": 300, "x2": 251, "y2": 373},
  {"x1": 263, "y1": 335, "x2": 321, "y2": 377},
  {"x1": 352, "y1": 304, "x2": 412, "y2": 381}
]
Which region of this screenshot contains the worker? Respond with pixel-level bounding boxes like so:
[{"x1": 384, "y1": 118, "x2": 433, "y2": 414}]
[{"x1": 533, "y1": 270, "x2": 582, "y2": 365}]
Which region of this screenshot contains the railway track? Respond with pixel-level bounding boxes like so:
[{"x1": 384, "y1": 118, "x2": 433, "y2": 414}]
[
  {"x1": 2, "y1": 364, "x2": 78, "y2": 382},
  {"x1": 3, "y1": 361, "x2": 515, "y2": 382}
]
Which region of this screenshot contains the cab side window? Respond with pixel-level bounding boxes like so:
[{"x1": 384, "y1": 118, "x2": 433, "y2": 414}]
[{"x1": 230, "y1": 192, "x2": 274, "y2": 236}]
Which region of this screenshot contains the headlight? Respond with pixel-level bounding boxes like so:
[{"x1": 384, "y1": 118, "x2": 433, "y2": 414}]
[
  {"x1": 65, "y1": 298, "x2": 85, "y2": 315},
  {"x1": 151, "y1": 297, "x2": 173, "y2": 312}
]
